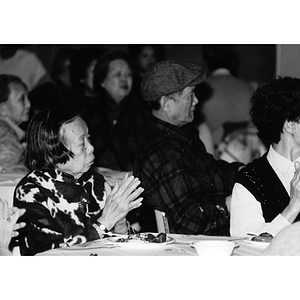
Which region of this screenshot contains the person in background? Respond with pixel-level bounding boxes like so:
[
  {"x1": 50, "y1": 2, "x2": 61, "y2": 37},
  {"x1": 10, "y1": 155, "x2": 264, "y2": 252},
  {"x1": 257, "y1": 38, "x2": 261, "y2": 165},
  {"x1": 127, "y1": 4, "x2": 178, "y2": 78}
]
[
  {"x1": 0, "y1": 74, "x2": 30, "y2": 173},
  {"x1": 128, "y1": 44, "x2": 165, "y2": 99},
  {"x1": 133, "y1": 61, "x2": 243, "y2": 235},
  {"x1": 28, "y1": 47, "x2": 77, "y2": 116},
  {"x1": 230, "y1": 77, "x2": 300, "y2": 237},
  {"x1": 216, "y1": 122, "x2": 267, "y2": 165},
  {"x1": 0, "y1": 45, "x2": 48, "y2": 90},
  {"x1": 201, "y1": 45, "x2": 255, "y2": 147},
  {"x1": 13, "y1": 109, "x2": 144, "y2": 255},
  {"x1": 0, "y1": 198, "x2": 25, "y2": 256},
  {"x1": 192, "y1": 81, "x2": 215, "y2": 156},
  {"x1": 127, "y1": 44, "x2": 165, "y2": 79},
  {"x1": 69, "y1": 46, "x2": 106, "y2": 144},
  {"x1": 69, "y1": 46, "x2": 106, "y2": 99},
  {"x1": 92, "y1": 50, "x2": 151, "y2": 171}
]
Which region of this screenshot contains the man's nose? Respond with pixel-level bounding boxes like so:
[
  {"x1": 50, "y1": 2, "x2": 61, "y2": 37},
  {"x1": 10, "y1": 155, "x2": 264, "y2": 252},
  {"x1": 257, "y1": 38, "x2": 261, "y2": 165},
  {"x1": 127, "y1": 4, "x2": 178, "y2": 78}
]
[{"x1": 193, "y1": 94, "x2": 199, "y2": 105}]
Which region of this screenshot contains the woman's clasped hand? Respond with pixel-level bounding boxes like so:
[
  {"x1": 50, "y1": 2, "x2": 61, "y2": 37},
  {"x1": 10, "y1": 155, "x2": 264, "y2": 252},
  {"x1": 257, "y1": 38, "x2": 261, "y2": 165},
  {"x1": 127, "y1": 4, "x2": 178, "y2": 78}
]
[{"x1": 100, "y1": 174, "x2": 144, "y2": 231}]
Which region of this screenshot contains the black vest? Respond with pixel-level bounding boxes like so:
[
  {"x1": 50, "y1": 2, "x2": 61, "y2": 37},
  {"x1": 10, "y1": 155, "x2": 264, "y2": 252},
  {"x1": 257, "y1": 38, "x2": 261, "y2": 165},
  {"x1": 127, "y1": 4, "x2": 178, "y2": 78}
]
[{"x1": 236, "y1": 154, "x2": 300, "y2": 222}]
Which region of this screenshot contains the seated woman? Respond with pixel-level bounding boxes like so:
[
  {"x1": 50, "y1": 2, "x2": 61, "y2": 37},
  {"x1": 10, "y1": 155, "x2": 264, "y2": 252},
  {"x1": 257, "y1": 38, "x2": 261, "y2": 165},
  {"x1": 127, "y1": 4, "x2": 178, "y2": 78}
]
[
  {"x1": 13, "y1": 109, "x2": 144, "y2": 255},
  {"x1": 0, "y1": 74, "x2": 30, "y2": 173},
  {"x1": 92, "y1": 50, "x2": 151, "y2": 171},
  {"x1": 0, "y1": 198, "x2": 25, "y2": 256},
  {"x1": 230, "y1": 77, "x2": 300, "y2": 237}
]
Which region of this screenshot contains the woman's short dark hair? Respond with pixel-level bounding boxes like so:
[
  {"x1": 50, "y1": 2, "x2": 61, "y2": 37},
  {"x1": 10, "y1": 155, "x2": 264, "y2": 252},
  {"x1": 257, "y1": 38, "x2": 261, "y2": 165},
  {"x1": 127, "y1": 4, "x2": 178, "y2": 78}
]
[
  {"x1": 250, "y1": 76, "x2": 300, "y2": 145},
  {"x1": 0, "y1": 74, "x2": 27, "y2": 104},
  {"x1": 24, "y1": 109, "x2": 78, "y2": 171},
  {"x1": 93, "y1": 50, "x2": 134, "y2": 94}
]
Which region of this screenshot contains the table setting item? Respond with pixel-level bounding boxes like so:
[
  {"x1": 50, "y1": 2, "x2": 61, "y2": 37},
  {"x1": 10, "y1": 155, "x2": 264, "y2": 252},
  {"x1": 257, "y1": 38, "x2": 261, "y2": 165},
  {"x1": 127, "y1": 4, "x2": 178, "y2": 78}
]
[
  {"x1": 241, "y1": 238, "x2": 271, "y2": 250},
  {"x1": 59, "y1": 242, "x2": 119, "y2": 251},
  {"x1": 170, "y1": 234, "x2": 247, "y2": 245},
  {"x1": 191, "y1": 240, "x2": 238, "y2": 256},
  {"x1": 104, "y1": 232, "x2": 175, "y2": 249}
]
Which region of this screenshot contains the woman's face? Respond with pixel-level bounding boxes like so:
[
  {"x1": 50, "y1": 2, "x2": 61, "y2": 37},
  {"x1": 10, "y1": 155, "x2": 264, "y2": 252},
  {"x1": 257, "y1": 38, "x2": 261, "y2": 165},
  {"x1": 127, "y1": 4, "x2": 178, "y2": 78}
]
[
  {"x1": 101, "y1": 59, "x2": 133, "y2": 103},
  {"x1": 83, "y1": 59, "x2": 97, "y2": 94},
  {"x1": 137, "y1": 46, "x2": 157, "y2": 73},
  {"x1": 2, "y1": 82, "x2": 30, "y2": 124},
  {"x1": 57, "y1": 117, "x2": 95, "y2": 178}
]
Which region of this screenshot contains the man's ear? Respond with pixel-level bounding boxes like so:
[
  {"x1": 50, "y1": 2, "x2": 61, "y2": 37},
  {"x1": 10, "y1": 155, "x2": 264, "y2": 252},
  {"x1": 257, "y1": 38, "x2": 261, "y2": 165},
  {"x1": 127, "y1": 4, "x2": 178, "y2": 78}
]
[{"x1": 159, "y1": 96, "x2": 171, "y2": 111}]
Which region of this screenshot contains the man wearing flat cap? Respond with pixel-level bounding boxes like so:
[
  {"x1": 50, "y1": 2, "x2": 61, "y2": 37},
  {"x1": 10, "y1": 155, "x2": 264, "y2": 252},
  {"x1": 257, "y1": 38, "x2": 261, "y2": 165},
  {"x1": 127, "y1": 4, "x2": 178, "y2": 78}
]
[{"x1": 133, "y1": 61, "x2": 242, "y2": 235}]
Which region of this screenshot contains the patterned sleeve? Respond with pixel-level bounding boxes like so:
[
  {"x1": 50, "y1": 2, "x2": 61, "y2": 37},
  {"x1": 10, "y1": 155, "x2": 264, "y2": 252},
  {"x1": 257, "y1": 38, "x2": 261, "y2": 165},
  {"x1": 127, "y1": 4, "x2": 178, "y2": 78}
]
[{"x1": 13, "y1": 173, "x2": 101, "y2": 255}]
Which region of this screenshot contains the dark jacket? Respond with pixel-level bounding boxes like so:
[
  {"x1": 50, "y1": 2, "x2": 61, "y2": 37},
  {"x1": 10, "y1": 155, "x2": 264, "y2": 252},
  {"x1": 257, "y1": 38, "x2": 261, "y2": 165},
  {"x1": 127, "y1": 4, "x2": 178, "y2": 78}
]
[{"x1": 133, "y1": 116, "x2": 242, "y2": 235}]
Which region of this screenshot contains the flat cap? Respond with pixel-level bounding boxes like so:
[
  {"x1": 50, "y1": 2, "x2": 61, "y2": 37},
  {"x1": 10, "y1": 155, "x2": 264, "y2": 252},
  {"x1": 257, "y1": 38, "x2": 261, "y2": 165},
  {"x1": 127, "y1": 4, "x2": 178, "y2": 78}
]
[{"x1": 141, "y1": 60, "x2": 206, "y2": 102}]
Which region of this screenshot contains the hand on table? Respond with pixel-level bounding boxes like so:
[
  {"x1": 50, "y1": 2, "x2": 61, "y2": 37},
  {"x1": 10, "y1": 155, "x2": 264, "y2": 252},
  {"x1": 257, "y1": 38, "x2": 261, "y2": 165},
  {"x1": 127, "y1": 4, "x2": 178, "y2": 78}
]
[{"x1": 99, "y1": 174, "x2": 144, "y2": 230}]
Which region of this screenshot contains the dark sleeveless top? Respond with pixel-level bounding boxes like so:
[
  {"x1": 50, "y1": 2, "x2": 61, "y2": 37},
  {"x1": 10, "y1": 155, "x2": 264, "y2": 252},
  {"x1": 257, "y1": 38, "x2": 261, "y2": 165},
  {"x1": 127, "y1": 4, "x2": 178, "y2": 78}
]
[{"x1": 235, "y1": 154, "x2": 300, "y2": 222}]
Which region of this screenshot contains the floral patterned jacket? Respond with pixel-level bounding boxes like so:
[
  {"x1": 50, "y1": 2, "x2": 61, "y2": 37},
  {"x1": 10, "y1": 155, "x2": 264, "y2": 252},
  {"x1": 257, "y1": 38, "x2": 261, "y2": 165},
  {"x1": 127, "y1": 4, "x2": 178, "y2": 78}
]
[{"x1": 13, "y1": 168, "x2": 106, "y2": 255}]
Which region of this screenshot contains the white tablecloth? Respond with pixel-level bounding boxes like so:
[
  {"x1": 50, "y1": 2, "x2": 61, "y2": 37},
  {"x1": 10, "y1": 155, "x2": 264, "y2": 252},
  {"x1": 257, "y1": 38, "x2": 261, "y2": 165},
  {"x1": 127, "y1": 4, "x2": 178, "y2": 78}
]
[{"x1": 36, "y1": 234, "x2": 267, "y2": 256}]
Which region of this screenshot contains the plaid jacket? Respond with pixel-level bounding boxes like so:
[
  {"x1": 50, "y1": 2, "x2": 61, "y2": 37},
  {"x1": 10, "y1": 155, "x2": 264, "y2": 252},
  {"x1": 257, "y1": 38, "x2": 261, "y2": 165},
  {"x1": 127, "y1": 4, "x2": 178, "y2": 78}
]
[
  {"x1": 133, "y1": 116, "x2": 241, "y2": 235},
  {"x1": 13, "y1": 168, "x2": 106, "y2": 255}
]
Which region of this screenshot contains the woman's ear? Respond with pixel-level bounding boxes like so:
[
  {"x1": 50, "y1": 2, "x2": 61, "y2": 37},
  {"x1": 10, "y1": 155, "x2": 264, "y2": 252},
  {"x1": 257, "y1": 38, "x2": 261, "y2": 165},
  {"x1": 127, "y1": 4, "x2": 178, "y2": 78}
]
[{"x1": 284, "y1": 120, "x2": 296, "y2": 136}]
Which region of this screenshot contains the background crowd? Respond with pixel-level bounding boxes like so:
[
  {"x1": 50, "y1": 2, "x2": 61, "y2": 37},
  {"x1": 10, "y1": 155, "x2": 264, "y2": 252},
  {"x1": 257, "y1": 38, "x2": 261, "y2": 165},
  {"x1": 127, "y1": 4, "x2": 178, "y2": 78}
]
[{"x1": 1, "y1": 44, "x2": 299, "y2": 256}]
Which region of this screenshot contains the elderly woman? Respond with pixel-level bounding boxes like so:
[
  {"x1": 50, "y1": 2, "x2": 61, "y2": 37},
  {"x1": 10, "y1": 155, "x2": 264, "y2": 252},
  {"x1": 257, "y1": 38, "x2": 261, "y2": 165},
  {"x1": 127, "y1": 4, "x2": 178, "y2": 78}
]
[
  {"x1": 92, "y1": 50, "x2": 150, "y2": 171},
  {"x1": 230, "y1": 77, "x2": 300, "y2": 237},
  {"x1": 13, "y1": 109, "x2": 144, "y2": 255},
  {"x1": 0, "y1": 74, "x2": 30, "y2": 172}
]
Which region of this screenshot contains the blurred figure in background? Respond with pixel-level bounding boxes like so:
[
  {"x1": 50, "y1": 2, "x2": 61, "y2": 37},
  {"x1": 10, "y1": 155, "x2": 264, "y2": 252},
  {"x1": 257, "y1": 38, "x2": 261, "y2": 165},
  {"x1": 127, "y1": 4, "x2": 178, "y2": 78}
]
[
  {"x1": 192, "y1": 81, "x2": 215, "y2": 156},
  {"x1": 201, "y1": 45, "x2": 255, "y2": 147},
  {"x1": 128, "y1": 44, "x2": 165, "y2": 79},
  {"x1": 0, "y1": 74, "x2": 30, "y2": 173},
  {"x1": 69, "y1": 46, "x2": 106, "y2": 99},
  {"x1": 128, "y1": 44, "x2": 165, "y2": 98},
  {"x1": 92, "y1": 50, "x2": 151, "y2": 171},
  {"x1": 0, "y1": 198, "x2": 26, "y2": 256},
  {"x1": 69, "y1": 45, "x2": 105, "y2": 116},
  {"x1": 216, "y1": 122, "x2": 267, "y2": 164},
  {"x1": 28, "y1": 47, "x2": 77, "y2": 115},
  {"x1": 0, "y1": 45, "x2": 48, "y2": 90}
]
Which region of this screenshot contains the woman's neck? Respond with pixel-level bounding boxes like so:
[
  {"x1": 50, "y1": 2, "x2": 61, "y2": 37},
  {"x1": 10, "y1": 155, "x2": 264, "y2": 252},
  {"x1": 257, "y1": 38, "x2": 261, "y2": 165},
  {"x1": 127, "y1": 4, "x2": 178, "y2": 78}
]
[{"x1": 273, "y1": 138, "x2": 300, "y2": 161}]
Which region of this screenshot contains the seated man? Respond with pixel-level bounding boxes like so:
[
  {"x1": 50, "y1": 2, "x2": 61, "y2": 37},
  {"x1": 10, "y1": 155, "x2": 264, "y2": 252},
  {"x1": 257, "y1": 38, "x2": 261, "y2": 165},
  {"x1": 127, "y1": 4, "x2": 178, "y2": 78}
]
[{"x1": 133, "y1": 61, "x2": 242, "y2": 235}]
